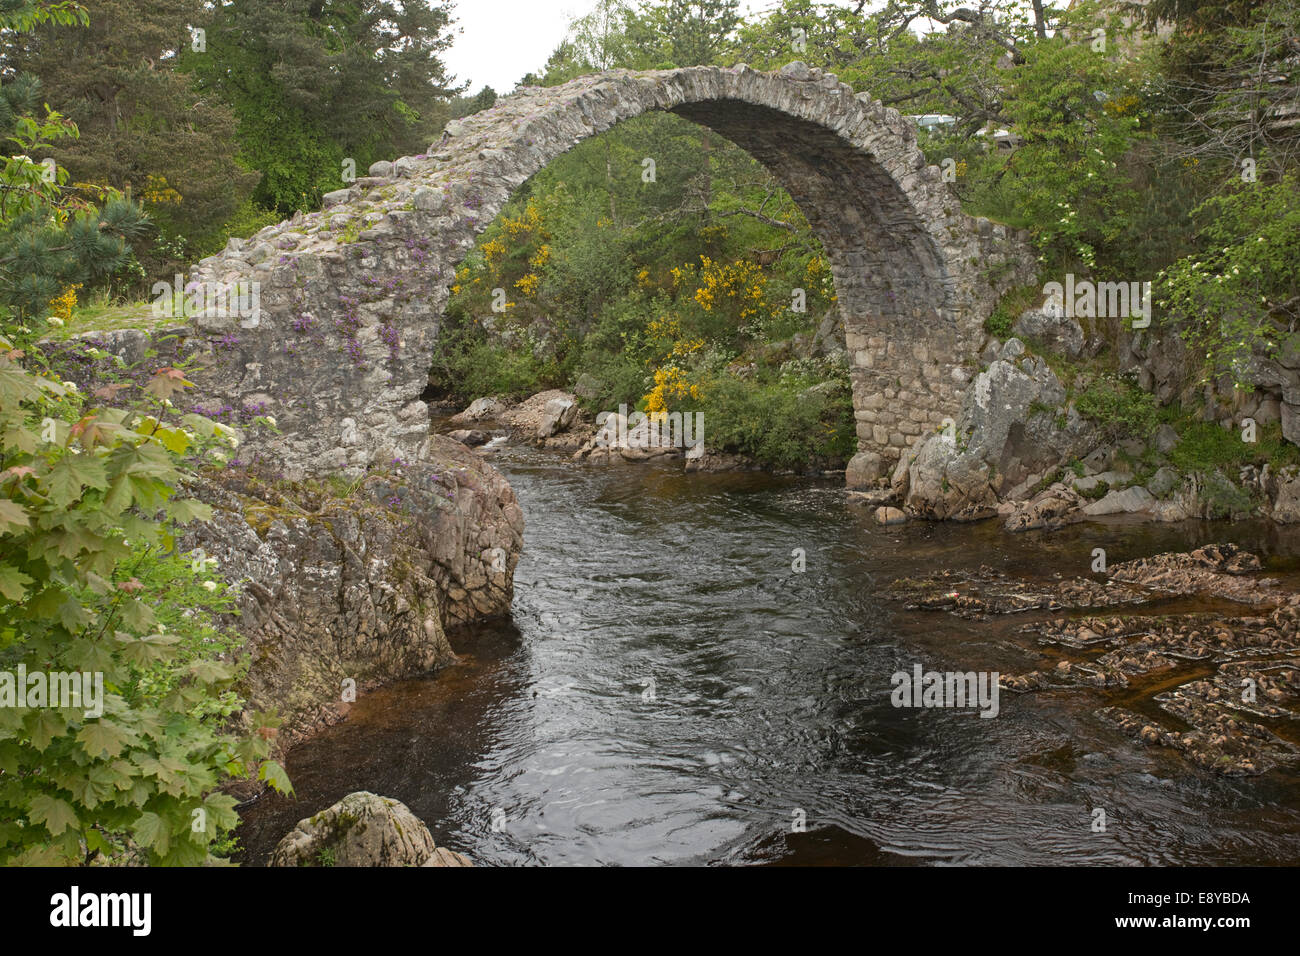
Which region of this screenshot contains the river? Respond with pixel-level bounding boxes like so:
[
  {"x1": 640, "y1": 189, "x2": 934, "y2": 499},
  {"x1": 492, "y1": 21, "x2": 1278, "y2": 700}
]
[{"x1": 236, "y1": 439, "x2": 1300, "y2": 865}]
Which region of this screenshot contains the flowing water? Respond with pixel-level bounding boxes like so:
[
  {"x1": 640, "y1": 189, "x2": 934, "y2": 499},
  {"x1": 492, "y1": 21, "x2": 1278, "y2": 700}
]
[{"x1": 236, "y1": 439, "x2": 1300, "y2": 865}]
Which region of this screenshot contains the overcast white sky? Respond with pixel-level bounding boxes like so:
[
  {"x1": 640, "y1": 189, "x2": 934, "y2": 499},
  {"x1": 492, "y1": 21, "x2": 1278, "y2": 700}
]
[{"x1": 442, "y1": 1, "x2": 875, "y2": 95}]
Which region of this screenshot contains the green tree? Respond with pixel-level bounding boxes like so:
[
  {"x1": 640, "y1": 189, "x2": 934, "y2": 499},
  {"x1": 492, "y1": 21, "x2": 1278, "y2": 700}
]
[
  {"x1": 192, "y1": 0, "x2": 462, "y2": 213},
  {"x1": 0, "y1": 2, "x2": 289, "y2": 866},
  {"x1": 626, "y1": 0, "x2": 741, "y2": 67},
  {"x1": 0, "y1": 93, "x2": 149, "y2": 338},
  {"x1": 1, "y1": 0, "x2": 257, "y2": 255}
]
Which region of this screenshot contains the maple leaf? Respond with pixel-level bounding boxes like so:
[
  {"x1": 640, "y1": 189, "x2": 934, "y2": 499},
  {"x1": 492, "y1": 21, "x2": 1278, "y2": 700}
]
[
  {"x1": 92, "y1": 383, "x2": 131, "y2": 401},
  {"x1": 143, "y1": 368, "x2": 193, "y2": 401},
  {"x1": 69, "y1": 415, "x2": 106, "y2": 449}
]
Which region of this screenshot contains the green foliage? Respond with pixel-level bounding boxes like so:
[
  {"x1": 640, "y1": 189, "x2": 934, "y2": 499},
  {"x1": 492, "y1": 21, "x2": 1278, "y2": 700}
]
[
  {"x1": 0, "y1": 0, "x2": 88, "y2": 32},
  {"x1": 973, "y1": 21, "x2": 1148, "y2": 270},
  {"x1": 2, "y1": 0, "x2": 257, "y2": 287},
  {"x1": 0, "y1": 344, "x2": 290, "y2": 865},
  {"x1": 698, "y1": 371, "x2": 854, "y2": 469},
  {"x1": 0, "y1": 87, "x2": 150, "y2": 340},
  {"x1": 190, "y1": 0, "x2": 461, "y2": 214},
  {"x1": 429, "y1": 324, "x2": 559, "y2": 403},
  {"x1": 1158, "y1": 176, "x2": 1300, "y2": 385},
  {"x1": 186, "y1": 200, "x2": 284, "y2": 263},
  {"x1": 1168, "y1": 420, "x2": 1300, "y2": 473},
  {"x1": 1073, "y1": 374, "x2": 1161, "y2": 442},
  {"x1": 1079, "y1": 479, "x2": 1111, "y2": 501},
  {"x1": 985, "y1": 284, "x2": 1041, "y2": 339}
]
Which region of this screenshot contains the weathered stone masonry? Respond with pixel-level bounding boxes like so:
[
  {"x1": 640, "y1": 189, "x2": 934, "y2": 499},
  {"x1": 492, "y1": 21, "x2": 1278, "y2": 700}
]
[{"x1": 186, "y1": 63, "x2": 1035, "y2": 478}]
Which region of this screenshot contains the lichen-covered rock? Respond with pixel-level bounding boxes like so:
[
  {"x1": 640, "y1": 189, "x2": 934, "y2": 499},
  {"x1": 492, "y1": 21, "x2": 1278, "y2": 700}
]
[
  {"x1": 182, "y1": 435, "x2": 523, "y2": 745},
  {"x1": 902, "y1": 344, "x2": 1094, "y2": 519},
  {"x1": 1270, "y1": 466, "x2": 1300, "y2": 523},
  {"x1": 270, "y1": 792, "x2": 436, "y2": 867},
  {"x1": 1003, "y1": 484, "x2": 1084, "y2": 532},
  {"x1": 1012, "y1": 306, "x2": 1084, "y2": 359}
]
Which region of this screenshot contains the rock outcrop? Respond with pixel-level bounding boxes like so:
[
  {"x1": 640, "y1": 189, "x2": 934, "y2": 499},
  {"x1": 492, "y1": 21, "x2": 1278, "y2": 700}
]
[
  {"x1": 183, "y1": 435, "x2": 524, "y2": 745},
  {"x1": 41, "y1": 331, "x2": 526, "y2": 747},
  {"x1": 900, "y1": 340, "x2": 1094, "y2": 520},
  {"x1": 1012, "y1": 305, "x2": 1085, "y2": 359}
]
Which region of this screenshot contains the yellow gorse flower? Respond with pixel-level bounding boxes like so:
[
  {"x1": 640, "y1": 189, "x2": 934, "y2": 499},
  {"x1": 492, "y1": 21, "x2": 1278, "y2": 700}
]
[
  {"x1": 693, "y1": 255, "x2": 768, "y2": 319},
  {"x1": 643, "y1": 366, "x2": 697, "y2": 414},
  {"x1": 49, "y1": 283, "x2": 81, "y2": 323},
  {"x1": 142, "y1": 174, "x2": 182, "y2": 206}
]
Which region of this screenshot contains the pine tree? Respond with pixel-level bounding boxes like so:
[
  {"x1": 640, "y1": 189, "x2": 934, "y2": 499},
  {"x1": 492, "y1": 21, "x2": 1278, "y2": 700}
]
[
  {"x1": 1, "y1": 0, "x2": 255, "y2": 245},
  {"x1": 0, "y1": 3, "x2": 150, "y2": 337},
  {"x1": 191, "y1": 0, "x2": 462, "y2": 213}
]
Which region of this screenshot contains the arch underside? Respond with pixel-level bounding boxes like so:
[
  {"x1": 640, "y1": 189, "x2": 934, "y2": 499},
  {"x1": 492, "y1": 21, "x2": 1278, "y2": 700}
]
[
  {"x1": 674, "y1": 100, "x2": 958, "y2": 459},
  {"x1": 186, "y1": 66, "x2": 1033, "y2": 479}
]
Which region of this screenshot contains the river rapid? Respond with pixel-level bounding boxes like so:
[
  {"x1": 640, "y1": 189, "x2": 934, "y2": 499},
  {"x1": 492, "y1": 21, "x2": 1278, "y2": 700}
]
[{"x1": 236, "y1": 439, "x2": 1300, "y2": 865}]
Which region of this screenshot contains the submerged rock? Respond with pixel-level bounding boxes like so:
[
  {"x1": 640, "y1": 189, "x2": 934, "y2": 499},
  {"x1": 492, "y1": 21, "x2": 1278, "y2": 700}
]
[
  {"x1": 893, "y1": 545, "x2": 1300, "y2": 777},
  {"x1": 874, "y1": 506, "x2": 906, "y2": 525}
]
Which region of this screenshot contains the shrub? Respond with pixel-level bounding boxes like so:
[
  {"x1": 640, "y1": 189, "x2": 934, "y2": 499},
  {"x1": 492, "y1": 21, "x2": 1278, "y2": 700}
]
[
  {"x1": 1169, "y1": 420, "x2": 1300, "y2": 473},
  {"x1": 0, "y1": 341, "x2": 289, "y2": 865},
  {"x1": 699, "y1": 372, "x2": 855, "y2": 469},
  {"x1": 1074, "y1": 375, "x2": 1161, "y2": 442}
]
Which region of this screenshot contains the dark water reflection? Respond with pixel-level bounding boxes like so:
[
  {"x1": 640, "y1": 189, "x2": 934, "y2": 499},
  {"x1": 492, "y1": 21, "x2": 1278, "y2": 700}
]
[{"x1": 237, "y1": 442, "x2": 1300, "y2": 865}]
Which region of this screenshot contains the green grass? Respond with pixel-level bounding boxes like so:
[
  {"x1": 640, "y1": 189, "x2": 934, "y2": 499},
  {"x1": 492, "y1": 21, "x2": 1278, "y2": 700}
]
[
  {"x1": 983, "y1": 283, "x2": 1042, "y2": 339},
  {"x1": 1168, "y1": 420, "x2": 1300, "y2": 473},
  {"x1": 45, "y1": 298, "x2": 174, "y2": 341}
]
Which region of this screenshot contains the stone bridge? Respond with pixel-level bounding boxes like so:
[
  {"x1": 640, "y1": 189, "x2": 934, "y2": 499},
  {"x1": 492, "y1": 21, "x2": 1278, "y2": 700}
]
[{"x1": 187, "y1": 62, "x2": 1035, "y2": 481}]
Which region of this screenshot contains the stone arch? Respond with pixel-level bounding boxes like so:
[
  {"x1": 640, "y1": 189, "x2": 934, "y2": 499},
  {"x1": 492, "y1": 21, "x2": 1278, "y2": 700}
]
[{"x1": 187, "y1": 63, "x2": 1034, "y2": 479}]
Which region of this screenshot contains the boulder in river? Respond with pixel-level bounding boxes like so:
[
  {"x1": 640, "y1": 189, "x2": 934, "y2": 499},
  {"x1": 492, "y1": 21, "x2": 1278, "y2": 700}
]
[
  {"x1": 450, "y1": 397, "x2": 507, "y2": 423},
  {"x1": 874, "y1": 506, "x2": 906, "y2": 525},
  {"x1": 537, "y1": 396, "x2": 578, "y2": 438},
  {"x1": 845, "y1": 450, "x2": 883, "y2": 489},
  {"x1": 270, "y1": 791, "x2": 471, "y2": 867}
]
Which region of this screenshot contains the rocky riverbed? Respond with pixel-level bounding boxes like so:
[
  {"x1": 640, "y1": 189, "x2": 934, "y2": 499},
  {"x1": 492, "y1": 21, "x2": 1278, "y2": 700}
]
[{"x1": 886, "y1": 543, "x2": 1300, "y2": 777}]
